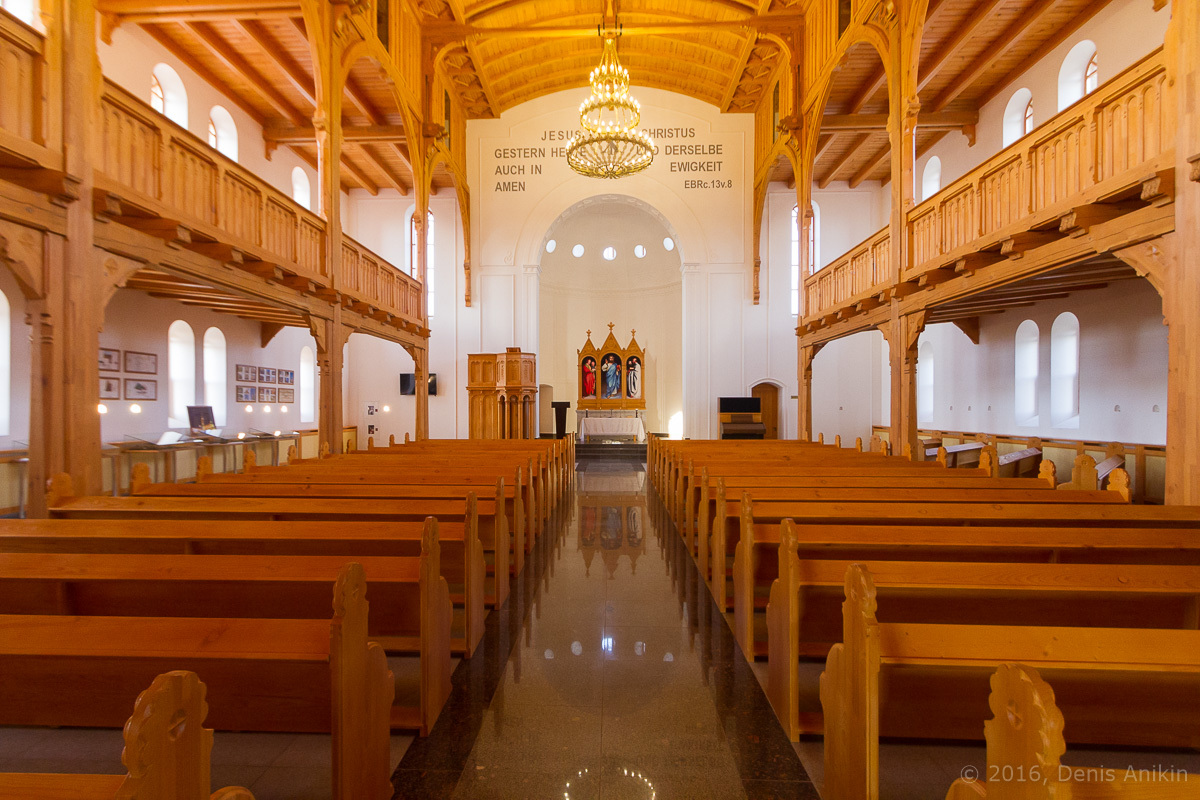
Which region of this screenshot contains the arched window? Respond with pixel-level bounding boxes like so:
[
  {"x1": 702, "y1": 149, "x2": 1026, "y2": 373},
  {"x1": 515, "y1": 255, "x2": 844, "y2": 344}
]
[
  {"x1": 1014, "y1": 319, "x2": 1040, "y2": 426},
  {"x1": 921, "y1": 157, "x2": 941, "y2": 202},
  {"x1": 291, "y1": 167, "x2": 311, "y2": 210},
  {"x1": 0, "y1": 0, "x2": 39, "y2": 27},
  {"x1": 299, "y1": 346, "x2": 316, "y2": 423},
  {"x1": 151, "y1": 63, "x2": 188, "y2": 128},
  {"x1": 1058, "y1": 40, "x2": 1097, "y2": 111},
  {"x1": 167, "y1": 320, "x2": 195, "y2": 428},
  {"x1": 1050, "y1": 312, "x2": 1080, "y2": 427},
  {"x1": 1084, "y1": 51, "x2": 1099, "y2": 95},
  {"x1": 0, "y1": 289, "x2": 10, "y2": 436},
  {"x1": 202, "y1": 327, "x2": 226, "y2": 426},
  {"x1": 207, "y1": 105, "x2": 237, "y2": 161},
  {"x1": 917, "y1": 340, "x2": 934, "y2": 425},
  {"x1": 410, "y1": 211, "x2": 434, "y2": 316},
  {"x1": 1003, "y1": 88, "x2": 1034, "y2": 147}
]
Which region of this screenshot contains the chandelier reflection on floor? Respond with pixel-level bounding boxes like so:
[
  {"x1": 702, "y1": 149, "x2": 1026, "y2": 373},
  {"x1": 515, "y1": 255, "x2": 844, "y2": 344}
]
[{"x1": 566, "y1": 33, "x2": 656, "y2": 179}]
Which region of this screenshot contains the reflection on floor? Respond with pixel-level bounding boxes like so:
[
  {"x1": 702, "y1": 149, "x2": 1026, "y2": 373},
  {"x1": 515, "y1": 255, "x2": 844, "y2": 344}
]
[{"x1": 394, "y1": 460, "x2": 816, "y2": 799}]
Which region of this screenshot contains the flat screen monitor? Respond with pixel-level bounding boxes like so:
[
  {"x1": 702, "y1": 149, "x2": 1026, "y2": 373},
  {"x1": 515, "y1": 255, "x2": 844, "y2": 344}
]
[
  {"x1": 428, "y1": 373, "x2": 437, "y2": 396},
  {"x1": 400, "y1": 374, "x2": 438, "y2": 396},
  {"x1": 718, "y1": 397, "x2": 761, "y2": 414}
]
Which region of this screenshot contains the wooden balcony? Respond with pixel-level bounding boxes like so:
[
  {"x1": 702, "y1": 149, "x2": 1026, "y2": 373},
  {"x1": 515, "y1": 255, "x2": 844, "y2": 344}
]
[
  {"x1": 802, "y1": 48, "x2": 1173, "y2": 331},
  {"x1": 0, "y1": 11, "x2": 68, "y2": 196},
  {"x1": 93, "y1": 78, "x2": 424, "y2": 333}
]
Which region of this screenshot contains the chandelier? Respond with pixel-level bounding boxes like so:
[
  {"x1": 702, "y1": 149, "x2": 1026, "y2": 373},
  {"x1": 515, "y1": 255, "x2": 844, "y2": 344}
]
[{"x1": 566, "y1": 34, "x2": 655, "y2": 179}]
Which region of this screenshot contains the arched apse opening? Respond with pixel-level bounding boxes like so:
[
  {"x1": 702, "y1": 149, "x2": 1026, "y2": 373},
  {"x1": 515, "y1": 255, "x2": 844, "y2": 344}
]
[{"x1": 538, "y1": 195, "x2": 682, "y2": 438}]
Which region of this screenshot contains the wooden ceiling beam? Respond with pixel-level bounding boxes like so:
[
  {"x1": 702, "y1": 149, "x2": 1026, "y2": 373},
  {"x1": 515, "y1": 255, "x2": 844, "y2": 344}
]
[
  {"x1": 235, "y1": 19, "x2": 316, "y2": 105},
  {"x1": 462, "y1": 40, "x2": 502, "y2": 116},
  {"x1": 721, "y1": 34, "x2": 758, "y2": 112},
  {"x1": 915, "y1": 0, "x2": 1005, "y2": 94},
  {"x1": 141, "y1": 25, "x2": 270, "y2": 126},
  {"x1": 99, "y1": 0, "x2": 298, "y2": 11},
  {"x1": 930, "y1": 0, "x2": 1061, "y2": 113},
  {"x1": 821, "y1": 111, "x2": 977, "y2": 132},
  {"x1": 186, "y1": 21, "x2": 307, "y2": 125},
  {"x1": 264, "y1": 125, "x2": 409, "y2": 145},
  {"x1": 977, "y1": 0, "x2": 1110, "y2": 108},
  {"x1": 425, "y1": 14, "x2": 802, "y2": 43}
]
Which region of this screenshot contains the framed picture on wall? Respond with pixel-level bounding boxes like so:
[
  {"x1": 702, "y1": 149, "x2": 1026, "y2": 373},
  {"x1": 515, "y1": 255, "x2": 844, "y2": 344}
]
[
  {"x1": 279, "y1": 388, "x2": 295, "y2": 403},
  {"x1": 236, "y1": 385, "x2": 257, "y2": 402},
  {"x1": 124, "y1": 378, "x2": 157, "y2": 401},
  {"x1": 99, "y1": 348, "x2": 121, "y2": 372},
  {"x1": 124, "y1": 351, "x2": 157, "y2": 375},
  {"x1": 100, "y1": 376, "x2": 120, "y2": 399},
  {"x1": 278, "y1": 369, "x2": 295, "y2": 385},
  {"x1": 259, "y1": 367, "x2": 278, "y2": 384},
  {"x1": 236, "y1": 364, "x2": 258, "y2": 382},
  {"x1": 259, "y1": 387, "x2": 278, "y2": 403}
]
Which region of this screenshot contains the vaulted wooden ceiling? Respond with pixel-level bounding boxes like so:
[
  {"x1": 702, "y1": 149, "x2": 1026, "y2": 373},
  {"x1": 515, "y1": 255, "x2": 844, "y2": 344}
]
[{"x1": 813, "y1": 0, "x2": 1115, "y2": 187}]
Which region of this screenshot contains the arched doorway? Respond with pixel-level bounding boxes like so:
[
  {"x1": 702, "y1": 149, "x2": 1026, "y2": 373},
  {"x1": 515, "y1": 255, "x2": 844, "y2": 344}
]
[
  {"x1": 538, "y1": 196, "x2": 683, "y2": 436},
  {"x1": 751, "y1": 382, "x2": 781, "y2": 439}
]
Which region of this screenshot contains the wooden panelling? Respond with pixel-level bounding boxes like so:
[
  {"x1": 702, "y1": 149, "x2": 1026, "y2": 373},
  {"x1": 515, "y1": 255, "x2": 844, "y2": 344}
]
[
  {"x1": 804, "y1": 226, "x2": 890, "y2": 320},
  {"x1": 0, "y1": 11, "x2": 45, "y2": 156}
]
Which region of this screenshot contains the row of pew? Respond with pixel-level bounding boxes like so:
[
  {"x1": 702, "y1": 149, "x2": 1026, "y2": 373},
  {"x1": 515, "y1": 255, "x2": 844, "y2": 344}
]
[
  {"x1": 646, "y1": 435, "x2": 1199, "y2": 800},
  {"x1": 0, "y1": 437, "x2": 572, "y2": 800}
]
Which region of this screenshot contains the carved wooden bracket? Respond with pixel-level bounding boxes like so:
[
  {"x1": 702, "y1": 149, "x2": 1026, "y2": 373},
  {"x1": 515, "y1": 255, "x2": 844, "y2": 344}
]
[
  {"x1": 1189, "y1": 153, "x2": 1200, "y2": 183},
  {"x1": 1114, "y1": 235, "x2": 1175, "y2": 300}
]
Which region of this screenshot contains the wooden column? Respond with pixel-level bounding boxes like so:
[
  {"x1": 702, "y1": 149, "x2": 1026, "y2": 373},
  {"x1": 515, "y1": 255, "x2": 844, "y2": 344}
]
[
  {"x1": 797, "y1": 343, "x2": 819, "y2": 441},
  {"x1": 413, "y1": 345, "x2": 429, "y2": 440},
  {"x1": 315, "y1": 317, "x2": 345, "y2": 454},
  {"x1": 1166, "y1": 1, "x2": 1200, "y2": 504},
  {"x1": 27, "y1": 0, "x2": 103, "y2": 512},
  {"x1": 886, "y1": 310, "x2": 925, "y2": 460}
]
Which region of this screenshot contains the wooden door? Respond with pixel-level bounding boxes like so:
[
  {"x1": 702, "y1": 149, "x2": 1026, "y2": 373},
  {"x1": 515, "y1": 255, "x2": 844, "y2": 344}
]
[{"x1": 752, "y1": 383, "x2": 780, "y2": 439}]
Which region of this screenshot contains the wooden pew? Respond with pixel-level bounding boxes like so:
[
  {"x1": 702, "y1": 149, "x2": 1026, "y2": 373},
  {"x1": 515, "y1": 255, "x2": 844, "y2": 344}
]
[
  {"x1": 708, "y1": 483, "x2": 1149, "y2": 611},
  {"x1": 995, "y1": 446, "x2": 1041, "y2": 478},
  {"x1": 764, "y1": 520, "x2": 1200, "y2": 740},
  {"x1": 942, "y1": 664, "x2": 1197, "y2": 800},
  {"x1": 928, "y1": 441, "x2": 986, "y2": 467},
  {"x1": 48, "y1": 473, "x2": 513, "y2": 610},
  {"x1": 0, "y1": 514, "x2": 485, "y2": 657},
  {"x1": 0, "y1": 549, "x2": 454, "y2": 731},
  {"x1": 0, "y1": 671, "x2": 255, "y2": 800},
  {"x1": 819, "y1": 564, "x2": 1200, "y2": 800},
  {"x1": 0, "y1": 562, "x2": 396, "y2": 800}
]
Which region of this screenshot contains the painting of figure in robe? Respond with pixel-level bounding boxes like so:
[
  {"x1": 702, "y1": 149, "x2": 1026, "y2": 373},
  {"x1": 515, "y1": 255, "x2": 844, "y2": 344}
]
[
  {"x1": 625, "y1": 355, "x2": 642, "y2": 399},
  {"x1": 601, "y1": 353, "x2": 622, "y2": 399},
  {"x1": 581, "y1": 356, "x2": 597, "y2": 399}
]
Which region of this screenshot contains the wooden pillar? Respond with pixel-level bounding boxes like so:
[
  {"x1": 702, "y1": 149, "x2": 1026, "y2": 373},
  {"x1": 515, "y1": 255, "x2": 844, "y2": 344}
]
[
  {"x1": 1166, "y1": 1, "x2": 1200, "y2": 503},
  {"x1": 797, "y1": 343, "x2": 819, "y2": 441},
  {"x1": 886, "y1": 310, "x2": 925, "y2": 461},
  {"x1": 316, "y1": 317, "x2": 345, "y2": 454},
  {"x1": 413, "y1": 345, "x2": 429, "y2": 440},
  {"x1": 27, "y1": 0, "x2": 103, "y2": 512}
]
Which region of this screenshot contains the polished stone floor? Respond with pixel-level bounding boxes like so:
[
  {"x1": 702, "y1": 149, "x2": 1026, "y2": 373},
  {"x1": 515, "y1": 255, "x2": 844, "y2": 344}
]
[{"x1": 393, "y1": 460, "x2": 817, "y2": 799}]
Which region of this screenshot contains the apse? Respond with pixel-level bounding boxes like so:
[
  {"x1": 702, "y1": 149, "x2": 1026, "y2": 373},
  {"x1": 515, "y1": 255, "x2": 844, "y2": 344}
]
[{"x1": 538, "y1": 195, "x2": 683, "y2": 436}]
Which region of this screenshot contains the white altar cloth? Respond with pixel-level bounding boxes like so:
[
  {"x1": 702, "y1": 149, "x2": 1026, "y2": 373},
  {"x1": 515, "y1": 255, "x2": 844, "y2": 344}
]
[{"x1": 578, "y1": 417, "x2": 646, "y2": 443}]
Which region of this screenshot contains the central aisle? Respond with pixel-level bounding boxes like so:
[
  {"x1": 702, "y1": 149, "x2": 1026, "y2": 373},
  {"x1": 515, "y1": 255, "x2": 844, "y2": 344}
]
[{"x1": 394, "y1": 459, "x2": 816, "y2": 799}]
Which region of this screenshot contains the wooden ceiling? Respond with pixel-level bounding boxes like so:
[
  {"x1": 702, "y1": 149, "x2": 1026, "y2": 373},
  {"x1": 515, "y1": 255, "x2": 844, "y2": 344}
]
[
  {"x1": 924, "y1": 258, "x2": 1140, "y2": 325},
  {"x1": 123, "y1": 269, "x2": 311, "y2": 328},
  {"x1": 425, "y1": 0, "x2": 786, "y2": 116},
  {"x1": 813, "y1": 0, "x2": 1113, "y2": 187}
]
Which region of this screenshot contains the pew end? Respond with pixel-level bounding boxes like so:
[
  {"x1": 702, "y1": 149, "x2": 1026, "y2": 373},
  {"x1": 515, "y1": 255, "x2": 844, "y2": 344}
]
[
  {"x1": 242, "y1": 448, "x2": 257, "y2": 473},
  {"x1": 196, "y1": 456, "x2": 214, "y2": 482},
  {"x1": 131, "y1": 463, "x2": 152, "y2": 494},
  {"x1": 46, "y1": 472, "x2": 74, "y2": 508}
]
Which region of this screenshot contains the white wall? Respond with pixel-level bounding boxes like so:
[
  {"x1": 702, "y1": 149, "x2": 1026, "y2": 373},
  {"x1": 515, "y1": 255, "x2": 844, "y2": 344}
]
[
  {"x1": 811, "y1": 330, "x2": 886, "y2": 444},
  {"x1": 100, "y1": 287, "x2": 317, "y2": 440},
  {"x1": 899, "y1": 280, "x2": 1166, "y2": 444},
  {"x1": 914, "y1": 0, "x2": 1171, "y2": 193},
  {"x1": 811, "y1": 182, "x2": 891, "y2": 268}
]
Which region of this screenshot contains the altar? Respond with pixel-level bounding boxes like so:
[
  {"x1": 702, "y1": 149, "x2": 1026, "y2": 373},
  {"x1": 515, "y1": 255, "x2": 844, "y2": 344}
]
[{"x1": 576, "y1": 325, "x2": 646, "y2": 442}]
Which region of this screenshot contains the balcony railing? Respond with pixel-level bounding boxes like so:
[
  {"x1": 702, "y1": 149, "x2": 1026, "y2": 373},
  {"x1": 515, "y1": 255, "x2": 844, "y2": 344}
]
[
  {"x1": 0, "y1": 10, "x2": 58, "y2": 173},
  {"x1": 93, "y1": 78, "x2": 423, "y2": 330},
  {"x1": 802, "y1": 48, "x2": 1171, "y2": 326}
]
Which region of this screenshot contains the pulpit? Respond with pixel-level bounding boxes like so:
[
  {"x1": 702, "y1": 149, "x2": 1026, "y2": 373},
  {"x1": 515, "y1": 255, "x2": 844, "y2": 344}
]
[{"x1": 467, "y1": 348, "x2": 538, "y2": 439}]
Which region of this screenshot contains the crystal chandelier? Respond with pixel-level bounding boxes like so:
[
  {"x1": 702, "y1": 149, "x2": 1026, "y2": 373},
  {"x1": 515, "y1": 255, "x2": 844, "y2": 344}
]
[{"x1": 566, "y1": 34, "x2": 655, "y2": 179}]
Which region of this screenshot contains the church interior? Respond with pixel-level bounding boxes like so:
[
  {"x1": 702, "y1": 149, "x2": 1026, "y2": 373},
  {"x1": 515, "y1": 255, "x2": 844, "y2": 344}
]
[{"x1": 0, "y1": 0, "x2": 1199, "y2": 797}]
